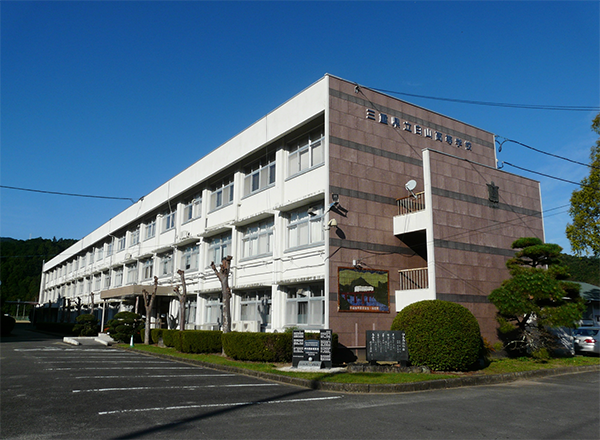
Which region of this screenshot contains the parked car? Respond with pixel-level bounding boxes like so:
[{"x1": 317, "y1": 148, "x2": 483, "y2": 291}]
[{"x1": 573, "y1": 327, "x2": 600, "y2": 355}]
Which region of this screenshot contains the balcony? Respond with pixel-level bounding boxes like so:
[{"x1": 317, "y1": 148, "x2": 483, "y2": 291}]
[
  {"x1": 396, "y1": 192, "x2": 425, "y2": 215},
  {"x1": 398, "y1": 267, "x2": 428, "y2": 290}
]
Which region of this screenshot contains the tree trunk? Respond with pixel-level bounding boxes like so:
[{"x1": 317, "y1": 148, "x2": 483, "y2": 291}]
[
  {"x1": 211, "y1": 256, "x2": 232, "y2": 334},
  {"x1": 142, "y1": 276, "x2": 158, "y2": 345},
  {"x1": 175, "y1": 270, "x2": 187, "y2": 331}
]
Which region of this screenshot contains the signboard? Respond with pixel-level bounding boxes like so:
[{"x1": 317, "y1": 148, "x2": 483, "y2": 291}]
[
  {"x1": 338, "y1": 267, "x2": 390, "y2": 313},
  {"x1": 366, "y1": 330, "x2": 408, "y2": 363},
  {"x1": 292, "y1": 329, "x2": 333, "y2": 369}
]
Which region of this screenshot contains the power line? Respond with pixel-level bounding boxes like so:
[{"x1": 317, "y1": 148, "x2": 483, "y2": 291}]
[
  {"x1": 0, "y1": 185, "x2": 136, "y2": 203},
  {"x1": 367, "y1": 86, "x2": 599, "y2": 112},
  {"x1": 497, "y1": 138, "x2": 599, "y2": 170},
  {"x1": 501, "y1": 162, "x2": 598, "y2": 189}
]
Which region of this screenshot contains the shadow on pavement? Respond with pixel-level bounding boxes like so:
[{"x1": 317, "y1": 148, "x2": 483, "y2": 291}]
[{"x1": 0, "y1": 322, "x2": 64, "y2": 343}]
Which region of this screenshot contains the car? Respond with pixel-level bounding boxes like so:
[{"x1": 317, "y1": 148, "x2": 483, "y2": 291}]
[{"x1": 573, "y1": 327, "x2": 600, "y2": 355}]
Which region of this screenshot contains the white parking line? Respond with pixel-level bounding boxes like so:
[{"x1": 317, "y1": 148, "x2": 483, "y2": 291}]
[
  {"x1": 99, "y1": 396, "x2": 343, "y2": 415},
  {"x1": 46, "y1": 366, "x2": 201, "y2": 371},
  {"x1": 74, "y1": 383, "x2": 279, "y2": 393},
  {"x1": 75, "y1": 374, "x2": 236, "y2": 379}
]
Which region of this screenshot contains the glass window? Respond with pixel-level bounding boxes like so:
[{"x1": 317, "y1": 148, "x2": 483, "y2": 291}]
[
  {"x1": 106, "y1": 241, "x2": 113, "y2": 257},
  {"x1": 180, "y1": 245, "x2": 199, "y2": 272},
  {"x1": 244, "y1": 155, "x2": 276, "y2": 197},
  {"x1": 184, "y1": 195, "x2": 202, "y2": 222},
  {"x1": 142, "y1": 259, "x2": 154, "y2": 280},
  {"x1": 114, "y1": 267, "x2": 123, "y2": 287},
  {"x1": 130, "y1": 228, "x2": 140, "y2": 247},
  {"x1": 241, "y1": 218, "x2": 274, "y2": 259},
  {"x1": 117, "y1": 236, "x2": 126, "y2": 252},
  {"x1": 103, "y1": 271, "x2": 111, "y2": 289},
  {"x1": 163, "y1": 212, "x2": 176, "y2": 232},
  {"x1": 204, "y1": 295, "x2": 222, "y2": 326},
  {"x1": 94, "y1": 274, "x2": 101, "y2": 291},
  {"x1": 285, "y1": 284, "x2": 325, "y2": 327},
  {"x1": 240, "y1": 290, "x2": 272, "y2": 329},
  {"x1": 287, "y1": 127, "x2": 324, "y2": 177},
  {"x1": 287, "y1": 203, "x2": 324, "y2": 249},
  {"x1": 145, "y1": 219, "x2": 156, "y2": 240},
  {"x1": 126, "y1": 263, "x2": 138, "y2": 285},
  {"x1": 210, "y1": 178, "x2": 234, "y2": 211},
  {"x1": 208, "y1": 233, "x2": 231, "y2": 265},
  {"x1": 159, "y1": 253, "x2": 173, "y2": 276},
  {"x1": 97, "y1": 246, "x2": 103, "y2": 262}
]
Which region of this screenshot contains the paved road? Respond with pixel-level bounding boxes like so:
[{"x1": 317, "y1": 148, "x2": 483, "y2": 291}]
[{"x1": 2, "y1": 325, "x2": 599, "y2": 439}]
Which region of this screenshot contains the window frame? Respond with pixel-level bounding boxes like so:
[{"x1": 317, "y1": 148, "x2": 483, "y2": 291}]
[
  {"x1": 207, "y1": 233, "x2": 231, "y2": 266},
  {"x1": 209, "y1": 178, "x2": 234, "y2": 212},
  {"x1": 287, "y1": 127, "x2": 324, "y2": 178},
  {"x1": 286, "y1": 203, "x2": 325, "y2": 251},
  {"x1": 241, "y1": 218, "x2": 274, "y2": 260},
  {"x1": 243, "y1": 155, "x2": 276, "y2": 198}
]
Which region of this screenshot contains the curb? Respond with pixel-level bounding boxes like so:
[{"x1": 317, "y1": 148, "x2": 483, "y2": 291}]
[{"x1": 116, "y1": 346, "x2": 600, "y2": 394}]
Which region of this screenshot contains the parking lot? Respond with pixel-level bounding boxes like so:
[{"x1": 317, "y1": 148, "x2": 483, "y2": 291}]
[{"x1": 2, "y1": 326, "x2": 599, "y2": 439}]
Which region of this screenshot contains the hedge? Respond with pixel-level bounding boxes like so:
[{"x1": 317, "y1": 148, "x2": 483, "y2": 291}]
[
  {"x1": 150, "y1": 328, "x2": 164, "y2": 345},
  {"x1": 180, "y1": 330, "x2": 222, "y2": 354},
  {"x1": 222, "y1": 332, "x2": 293, "y2": 362},
  {"x1": 162, "y1": 329, "x2": 182, "y2": 351}
]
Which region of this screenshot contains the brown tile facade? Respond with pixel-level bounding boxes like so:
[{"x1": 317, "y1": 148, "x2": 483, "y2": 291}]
[{"x1": 326, "y1": 76, "x2": 544, "y2": 347}]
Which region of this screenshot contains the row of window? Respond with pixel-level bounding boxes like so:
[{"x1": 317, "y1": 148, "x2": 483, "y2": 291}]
[
  {"x1": 49, "y1": 201, "x2": 326, "y2": 283},
  {"x1": 47, "y1": 126, "x2": 325, "y2": 281}
]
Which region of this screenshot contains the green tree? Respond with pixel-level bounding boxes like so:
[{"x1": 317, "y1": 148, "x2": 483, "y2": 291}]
[
  {"x1": 488, "y1": 237, "x2": 585, "y2": 356},
  {"x1": 566, "y1": 113, "x2": 600, "y2": 256}
]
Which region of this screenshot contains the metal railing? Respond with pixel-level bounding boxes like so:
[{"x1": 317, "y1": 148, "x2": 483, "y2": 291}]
[
  {"x1": 396, "y1": 191, "x2": 425, "y2": 215},
  {"x1": 398, "y1": 267, "x2": 429, "y2": 290}
]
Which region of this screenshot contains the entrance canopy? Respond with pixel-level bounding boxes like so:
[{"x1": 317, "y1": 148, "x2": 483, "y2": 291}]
[{"x1": 100, "y1": 284, "x2": 174, "y2": 300}]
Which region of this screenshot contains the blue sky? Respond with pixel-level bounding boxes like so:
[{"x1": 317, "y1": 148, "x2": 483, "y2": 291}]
[{"x1": 2, "y1": 1, "x2": 598, "y2": 255}]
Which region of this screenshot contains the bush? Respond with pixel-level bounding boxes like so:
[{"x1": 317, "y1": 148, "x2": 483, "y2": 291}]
[
  {"x1": 1, "y1": 314, "x2": 16, "y2": 335},
  {"x1": 162, "y1": 329, "x2": 182, "y2": 350},
  {"x1": 222, "y1": 332, "x2": 292, "y2": 362},
  {"x1": 150, "y1": 328, "x2": 164, "y2": 345},
  {"x1": 72, "y1": 314, "x2": 99, "y2": 336},
  {"x1": 180, "y1": 330, "x2": 222, "y2": 354},
  {"x1": 391, "y1": 300, "x2": 483, "y2": 371},
  {"x1": 106, "y1": 311, "x2": 143, "y2": 343}
]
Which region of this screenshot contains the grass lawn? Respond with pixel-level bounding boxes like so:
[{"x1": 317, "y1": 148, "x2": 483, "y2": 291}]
[{"x1": 121, "y1": 344, "x2": 599, "y2": 385}]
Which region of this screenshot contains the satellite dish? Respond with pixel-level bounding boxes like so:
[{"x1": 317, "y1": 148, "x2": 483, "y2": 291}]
[{"x1": 405, "y1": 180, "x2": 417, "y2": 191}]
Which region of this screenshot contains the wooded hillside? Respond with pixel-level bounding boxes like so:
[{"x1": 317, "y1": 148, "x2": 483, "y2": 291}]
[{"x1": 1, "y1": 237, "x2": 77, "y2": 315}]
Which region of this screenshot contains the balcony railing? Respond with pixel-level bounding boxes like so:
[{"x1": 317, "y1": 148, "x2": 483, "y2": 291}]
[
  {"x1": 396, "y1": 191, "x2": 425, "y2": 215},
  {"x1": 398, "y1": 267, "x2": 429, "y2": 290}
]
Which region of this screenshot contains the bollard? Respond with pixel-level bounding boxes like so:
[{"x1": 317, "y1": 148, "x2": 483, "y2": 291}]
[{"x1": 130, "y1": 335, "x2": 134, "y2": 347}]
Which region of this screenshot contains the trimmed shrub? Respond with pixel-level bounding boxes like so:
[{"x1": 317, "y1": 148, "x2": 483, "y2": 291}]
[
  {"x1": 1, "y1": 314, "x2": 16, "y2": 335},
  {"x1": 162, "y1": 329, "x2": 182, "y2": 351},
  {"x1": 106, "y1": 311, "x2": 144, "y2": 343},
  {"x1": 391, "y1": 300, "x2": 483, "y2": 371},
  {"x1": 222, "y1": 332, "x2": 293, "y2": 362},
  {"x1": 73, "y1": 314, "x2": 99, "y2": 336},
  {"x1": 150, "y1": 328, "x2": 164, "y2": 345},
  {"x1": 180, "y1": 330, "x2": 222, "y2": 354}
]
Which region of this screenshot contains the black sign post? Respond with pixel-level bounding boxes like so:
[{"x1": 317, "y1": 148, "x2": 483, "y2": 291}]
[
  {"x1": 366, "y1": 330, "x2": 408, "y2": 365},
  {"x1": 320, "y1": 329, "x2": 333, "y2": 368},
  {"x1": 292, "y1": 329, "x2": 333, "y2": 369},
  {"x1": 292, "y1": 330, "x2": 305, "y2": 367}
]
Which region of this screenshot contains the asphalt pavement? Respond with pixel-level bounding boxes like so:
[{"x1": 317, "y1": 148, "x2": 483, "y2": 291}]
[{"x1": 2, "y1": 324, "x2": 599, "y2": 439}]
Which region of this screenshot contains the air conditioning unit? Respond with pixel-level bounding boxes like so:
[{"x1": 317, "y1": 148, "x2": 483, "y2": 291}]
[
  {"x1": 234, "y1": 320, "x2": 260, "y2": 332},
  {"x1": 231, "y1": 321, "x2": 240, "y2": 332},
  {"x1": 200, "y1": 323, "x2": 219, "y2": 331},
  {"x1": 179, "y1": 231, "x2": 191, "y2": 240}
]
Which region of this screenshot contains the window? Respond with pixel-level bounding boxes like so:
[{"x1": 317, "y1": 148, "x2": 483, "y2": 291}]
[
  {"x1": 208, "y1": 233, "x2": 231, "y2": 265},
  {"x1": 94, "y1": 274, "x2": 101, "y2": 291},
  {"x1": 73, "y1": 258, "x2": 79, "y2": 272},
  {"x1": 107, "y1": 241, "x2": 113, "y2": 257},
  {"x1": 204, "y1": 295, "x2": 222, "y2": 327},
  {"x1": 287, "y1": 203, "x2": 324, "y2": 249},
  {"x1": 97, "y1": 246, "x2": 103, "y2": 262},
  {"x1": 210, "y1": 178, "x2": 234, "y2": 211},
  {"x1": 184, "y1": 195, "x2": 202, "y2": 223},
  {"x1": 180, "y1": 245, "x2": 199, "y2": 271},
  {"x1": 86, "y1": 277, "x2": 92, "y2": 293},
  {"x1": 241, "y1": 219, "x2": 274, "y2": 259},
  {"x1": 163, "y1": 212, "x2": 176, "y2": 232},
  {"x1": 78, "y1": 279, "x2": 84, "y2": 295},
  {"x1": 244, "y1": 155, "x2": 275, "y2": 197},
  {"x1": 114, "y1": 267, "x2": 123, "y2": 287},
  {"x1": 145, "y1": 219, "x2": 156, "y2": 240},
  {"x1": 117, "y1": 236, "x2": 126, "y2": 252},
  {"x1": 240, "y1": 290, "x2": 271, "y2": 328},
  {"x1": 288, "y1": 127, "x2": 324, "y2": 177},
  {"x1": 159, "y1": 253, "x2": 173, "y2": 276},
  {"x1": 142, "y1": 259, "x2": 154, "y2": 280},
  {"x1": 130, "y1": 228, "x2": 140, "y2": 247},
  {"x1": 126, "y1": 263, "x2": 138, "y2": 285},
  {"x1": 103, "y1": 271, "x2": 110, "y2": 289},
  {"x1": 285, "y1": 284, "x2": 325, "y2": 327},
  {"x1": 89, "y1": 250, "x2": 94, "y2": 265}
]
